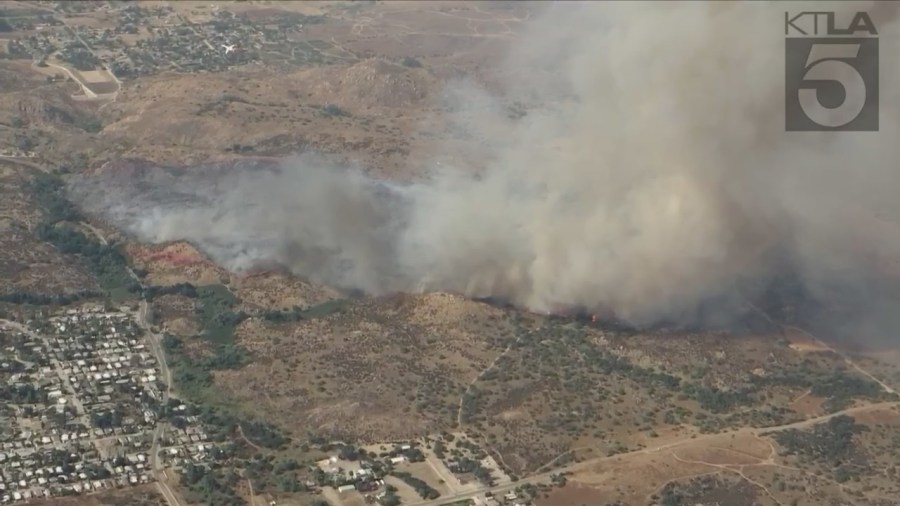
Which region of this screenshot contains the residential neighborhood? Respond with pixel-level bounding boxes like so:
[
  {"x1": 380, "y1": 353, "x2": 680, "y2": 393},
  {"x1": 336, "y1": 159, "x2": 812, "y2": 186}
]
[
  {"x1": 5, "y1": 2, "x2": 337, "y2": 82},
  {"x1": 0, "y1": 305, "x2": 220, "y2": 503},
  {"x1": 307, "y1": 437, "x2": 538, "y2": 506}
]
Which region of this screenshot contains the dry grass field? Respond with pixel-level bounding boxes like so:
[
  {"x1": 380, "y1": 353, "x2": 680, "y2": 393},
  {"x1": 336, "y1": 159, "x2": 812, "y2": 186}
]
[
  {"x1": 448, "y1": 320, "x2": 894, "y2": 476},
  {"x1": 158, "y1": 282, "x2": 897, "y2": 480},
  {"x1": 215, "y1": 292, "x2": 513, "y2": 441},
  {"x1": 534, "y1": 404, "x2": 900, "y2": 506}
]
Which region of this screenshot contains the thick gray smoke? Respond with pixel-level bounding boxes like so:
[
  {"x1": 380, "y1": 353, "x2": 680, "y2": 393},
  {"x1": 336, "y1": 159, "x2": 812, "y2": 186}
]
[{"x1": 72, "y1": 2, "x2": 900, "y2": 333}]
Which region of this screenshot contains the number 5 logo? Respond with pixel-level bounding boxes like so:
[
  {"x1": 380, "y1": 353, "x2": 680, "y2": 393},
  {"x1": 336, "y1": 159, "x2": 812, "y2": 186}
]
[
  {"x1": 785, "y1": 38, "x2": 878, "y2": 131},
  {"x1": 798, "y1": 44, "x2": 866, "y2": 127}
]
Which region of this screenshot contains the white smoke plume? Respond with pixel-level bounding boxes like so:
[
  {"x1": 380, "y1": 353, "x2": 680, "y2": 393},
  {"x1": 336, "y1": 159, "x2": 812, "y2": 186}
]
[{"x1": 72, "y1": 2, "x2": 900, "y2": 334}]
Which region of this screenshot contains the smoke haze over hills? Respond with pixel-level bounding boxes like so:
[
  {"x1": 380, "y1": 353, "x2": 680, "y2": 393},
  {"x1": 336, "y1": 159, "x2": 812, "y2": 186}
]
[{"x1": 71, "y1": 2, "x2": 900, "y2": 339}]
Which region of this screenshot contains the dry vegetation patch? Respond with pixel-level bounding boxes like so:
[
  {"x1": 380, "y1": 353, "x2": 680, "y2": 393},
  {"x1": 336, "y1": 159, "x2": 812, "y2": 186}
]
[
  {"x1": 127, "y1": 241, "x2": 230, "y2": 286},
  {"x1": 544, "y1": 451, "x2": 714, "y2": 506},
  {"x1": 214, "y1": 293, "x2": 512, "y2": 442},
  {"x1": 764, "y1": 407, "x2": 900, "y2": 500},
  {"x1": 231, "y1": 270, "x2": 341, "y2": 311},
  {"x1": 0, "y1": 162, "x2": 98, "y2": 295}
]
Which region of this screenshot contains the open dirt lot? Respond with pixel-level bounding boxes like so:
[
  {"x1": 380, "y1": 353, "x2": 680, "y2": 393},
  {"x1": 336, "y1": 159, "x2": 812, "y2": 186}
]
[
  {"x1": 394, "y1": 460, "x2": 455, "y2": 497},
  {"x1": 75, "y1": 69, "x2": 118, "y2": 94},
  {"x1": 23, "y1": 485, "x2": 166, "y2": 506}
]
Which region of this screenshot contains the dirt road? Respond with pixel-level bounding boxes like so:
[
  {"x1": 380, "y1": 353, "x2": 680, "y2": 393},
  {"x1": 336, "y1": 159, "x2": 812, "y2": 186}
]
[
  {"x1": 0, "y1": 155, "x2": 43, "y2": 171},
  {"x1": 410, "y1": 400, "x2": 900, "y2": 506}
]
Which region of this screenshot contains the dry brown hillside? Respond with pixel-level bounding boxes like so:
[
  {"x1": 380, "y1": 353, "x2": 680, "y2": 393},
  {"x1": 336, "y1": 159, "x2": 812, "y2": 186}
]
[
  {"x1": 0, "y1": 162, "x2": 99, "y2": 295},
  {"x1": 95, "y1": 60, "x2": 439, "y2": 175},
  {"x1": 0, "y1": 1, "x2": 533, "y2": 175},
  {"x1": 217, "y1": 292, "x2": 514, "y2": 441}
]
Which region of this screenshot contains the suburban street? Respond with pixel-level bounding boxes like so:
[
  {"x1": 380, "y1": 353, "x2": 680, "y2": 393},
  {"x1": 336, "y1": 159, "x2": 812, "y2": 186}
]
[{"x1": 134, "y1": 301, "x2": 182, "y2": 506}]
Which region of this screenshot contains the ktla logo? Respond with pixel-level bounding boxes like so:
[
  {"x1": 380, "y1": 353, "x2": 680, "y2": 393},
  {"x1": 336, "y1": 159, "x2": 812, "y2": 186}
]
[{"x1": 785, "y1": 11, "x2": 878, "y2": 131}]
